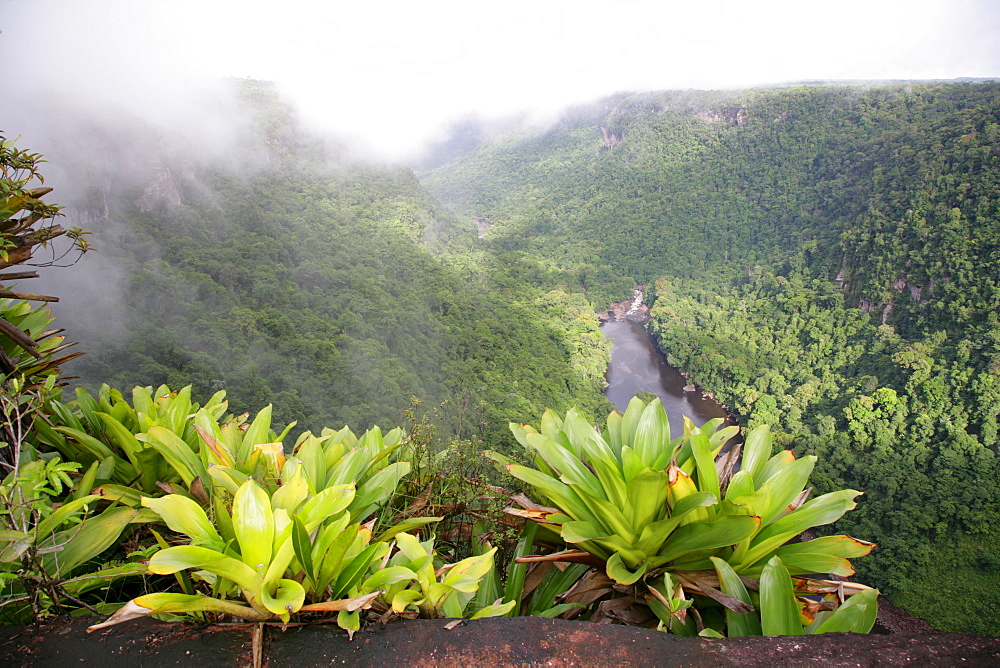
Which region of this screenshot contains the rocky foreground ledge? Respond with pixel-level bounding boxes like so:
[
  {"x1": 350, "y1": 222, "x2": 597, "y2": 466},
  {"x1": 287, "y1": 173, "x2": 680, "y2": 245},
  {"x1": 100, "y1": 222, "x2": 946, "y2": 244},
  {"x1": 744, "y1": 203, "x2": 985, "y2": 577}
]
[{"x1": 2, "y1": 616, "x2": 998, "y2": 666}]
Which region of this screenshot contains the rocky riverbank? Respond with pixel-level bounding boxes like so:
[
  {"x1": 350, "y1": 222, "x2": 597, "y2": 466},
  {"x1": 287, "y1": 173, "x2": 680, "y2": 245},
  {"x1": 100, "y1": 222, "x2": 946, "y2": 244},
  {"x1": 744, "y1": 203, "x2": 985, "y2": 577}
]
[{"x1": 600, "y1": 286, "x2": 650, "y2": 323}]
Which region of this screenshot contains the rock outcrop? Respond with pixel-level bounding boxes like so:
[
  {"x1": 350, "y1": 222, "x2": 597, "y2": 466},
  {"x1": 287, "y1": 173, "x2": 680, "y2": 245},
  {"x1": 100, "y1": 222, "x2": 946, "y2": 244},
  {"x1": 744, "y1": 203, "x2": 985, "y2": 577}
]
[{"x1": 600, "y1": 286, "x2": 650, "y2": 323}]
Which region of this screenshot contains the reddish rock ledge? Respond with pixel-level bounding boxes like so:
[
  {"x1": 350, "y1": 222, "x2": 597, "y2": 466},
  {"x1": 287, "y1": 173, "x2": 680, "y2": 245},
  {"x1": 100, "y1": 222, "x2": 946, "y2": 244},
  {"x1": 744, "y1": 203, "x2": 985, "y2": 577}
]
[{"x1": 2, "y1": 616, "x2": 998, "y2": 667}]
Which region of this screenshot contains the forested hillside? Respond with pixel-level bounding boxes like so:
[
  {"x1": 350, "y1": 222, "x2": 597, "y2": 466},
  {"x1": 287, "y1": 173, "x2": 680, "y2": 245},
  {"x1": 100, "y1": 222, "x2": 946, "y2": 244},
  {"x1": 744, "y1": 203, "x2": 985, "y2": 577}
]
[
  {"x1": 33, "y1": 80, "x2": 611, "y2": 445},
  {"x1": 423, "y1": 82, "x2": 1000, "y2": 633}
]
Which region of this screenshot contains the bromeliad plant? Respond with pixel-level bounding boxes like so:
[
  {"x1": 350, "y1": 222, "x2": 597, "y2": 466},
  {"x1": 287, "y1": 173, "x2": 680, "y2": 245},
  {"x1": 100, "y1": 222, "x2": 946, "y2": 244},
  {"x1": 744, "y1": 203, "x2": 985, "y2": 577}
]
[
  {"x1": 88, "y1": 472, "x2": 508, "y2": 634},
  {"x1": 33, "y1": 383, "x2": 412, "y2": 518},
  {"x1": 88, "y1": 476, "x2": 390, "y2": 631},
  {"x1": 488, "y1": 397, "x2": 878, "y2": 636},
  {"x1": 373, "y1": 532, "x2": 514, "y2": 620}
]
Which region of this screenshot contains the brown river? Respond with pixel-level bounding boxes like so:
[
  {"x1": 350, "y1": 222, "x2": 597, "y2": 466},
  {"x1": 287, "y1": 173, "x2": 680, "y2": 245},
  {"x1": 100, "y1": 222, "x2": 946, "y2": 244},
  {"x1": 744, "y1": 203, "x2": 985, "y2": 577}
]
[{"x1": 601, "y1": 319, "x2": 731, "y2": 438}]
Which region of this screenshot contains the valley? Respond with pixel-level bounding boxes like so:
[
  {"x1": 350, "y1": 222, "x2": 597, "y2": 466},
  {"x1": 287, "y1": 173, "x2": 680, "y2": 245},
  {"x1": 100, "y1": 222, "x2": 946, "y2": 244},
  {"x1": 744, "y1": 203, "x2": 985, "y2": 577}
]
[{"x1": 4, "y1": 79, "x2": 999, "y2": 634}]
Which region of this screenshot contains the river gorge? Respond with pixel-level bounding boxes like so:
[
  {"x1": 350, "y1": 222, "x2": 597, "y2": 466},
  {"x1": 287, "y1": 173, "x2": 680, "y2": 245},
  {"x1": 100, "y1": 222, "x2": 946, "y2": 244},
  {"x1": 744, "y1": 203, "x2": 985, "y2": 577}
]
[{"x1": 600, "y1": 317, "x2": 731, "y2": 438}]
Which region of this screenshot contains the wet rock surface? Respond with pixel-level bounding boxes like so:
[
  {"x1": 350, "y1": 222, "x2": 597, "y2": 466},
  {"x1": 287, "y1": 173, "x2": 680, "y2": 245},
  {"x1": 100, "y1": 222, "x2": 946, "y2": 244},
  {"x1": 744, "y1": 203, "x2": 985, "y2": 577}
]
[{"x1": 2, "y1": 616, "x2": 999, "y2": 666}]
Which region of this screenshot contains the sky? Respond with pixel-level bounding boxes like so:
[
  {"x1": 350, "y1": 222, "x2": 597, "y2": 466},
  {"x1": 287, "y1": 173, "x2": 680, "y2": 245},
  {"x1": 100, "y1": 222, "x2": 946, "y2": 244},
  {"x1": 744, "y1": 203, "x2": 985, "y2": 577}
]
[{"x1": 2, "y1": 0, "x2": 999, "y2": 160}]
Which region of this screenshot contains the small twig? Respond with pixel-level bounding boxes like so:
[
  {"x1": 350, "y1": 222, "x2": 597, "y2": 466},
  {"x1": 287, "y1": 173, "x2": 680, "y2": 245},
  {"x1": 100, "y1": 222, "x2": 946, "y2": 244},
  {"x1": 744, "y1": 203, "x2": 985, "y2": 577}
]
[
  {"x1": 0, "y1": 272, "x2": 39, "y2": 281},
  {"x1": 0, "y1": 290, "x2": 59, "y2": 303},
  {"x1": 54, "y1": 589, "x2": 102, "y2": 616},
  {"x1": 252, "y1": 623, "x2": 264, "y2": 668}
]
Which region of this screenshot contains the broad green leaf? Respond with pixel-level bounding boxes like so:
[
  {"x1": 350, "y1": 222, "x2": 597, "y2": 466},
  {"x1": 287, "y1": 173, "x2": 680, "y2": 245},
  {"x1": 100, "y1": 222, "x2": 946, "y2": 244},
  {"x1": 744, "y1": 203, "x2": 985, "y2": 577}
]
[
  {"x1": 272, "y1": 466, "x2": 309, "y2": 513},
  {"x1": 503, "y1": 521, "x2": 537, "y2": 616},
  {"x1": 620, "y1": 446, "x2": 645, "y2": 482},
  {"x1": 61, "y1": 562, "x2": 149, "y2": 596},
  {"x1": 54, "y1": 426, "x2": 134, "y2": 481},
  {"x1": 606, "y1": 410, "x2": 623, "y2": 455},
  {"x1": 292, "y1": 516, "x2": 315, "y2": 582},
  {"x1": 214, "y1": 495, "x2": 236, "y2": 544},
  {"x1": 95, "y1": 412, "x2": 150, "y2": 480},
  {"x1": 574, "y1": 488, "x2": 636, "y2": 542},
  {"x1": 41, "y1": 507, "x2": 138, "y2": 577},
  {"x1": 561, "y1": 520, "x2": 609, "y2": 545},
  {"x1": 74, "y1": 461, "x2": 100, "y2": 499},
  {"x1": 394, "y1": 531, "x2": 430, "y2": 562},
  {"x1": 240, "y1": 404, "x2": 273, "y2": 462},
  {"x1": 294, "y1": 434, "x2": 325, "y2": 492},
  {"x1": 739, "y1": 490, "x2": 862, "y2": 567},
  {"x1": 625, "y1": 468, "x2": 670, "y2": 530},
  {"x1": 588, "y1": 451, "x2": 628, "y2": 509},
  {"x1": 505, "y1": 463, "x2": 598, "y2": 525},
  {"x1": 362, "y1": 565, "x2": 418, "y2": 592},
  {"x1": 756, "y1": 456, "x2": 816, "y2": 527},
  {"x1": 314, "y1": 520, "x2": 357, "y2": 593},
  {"x1": 740, "y1": 425, "x2": 772, "y2": 487},
  {"x1": 194, "y1": 420, "x2": 235, "y2": 469},
  {"x1": 207, "y1": 465, "x2": 245, "y2": 495},
  {"x1": 758, "y1": 450, "x2": 796, "y2": 486},
  {"x1": 540, "y1": 408, "x2": 564, "y2": 442},
  {"x1": 331, "y1": 543, "x2": 381, "y2": 599},
  {"x1": 88, "y1": 593, "x2": 267, "y2": 631},
  {"x1": 564, "y1": 409, "x2": 618, "y2": 470},
  {"x1": 35, "y1": 494, "x2": 101, "y2": 537},
  {"x1": 620, "y1": 396, "x2": 647, "y2": 447},
  {"x1": 141, "y1": 426, "x2": 204, "y2": 487},
  {"x1": 374, "y1": 516, "x2": 442, "y2": 543},
  {"x1": 636, "y1": 516, "x2": 684, "y2": 555},
  {"x1": 525, "y1": 432, "x2": 605, "y2": 500},
  {"x1": 815, "y1": 589, "x2": 879, "y2": 634},
  {"x1": 633, "y1": 399, "x2": 670, "y2": 467},
  {"x1": 391, "y1": 588, "x2": 424, "y2": 612},
  {"x1": 299, "y1": 484, "x2": 355, "y2": 527},
  {"x1": 442, "y1": 548, "x2": 496, "y2": 589},
  {"x1": 132, "y1": 386, "x2": 155, "y2": 418},
  {"x1": 766, "y1": 551, "x2": 855, "y2": 577},
  {"x1": 658, "y1": 515, "x2": 761, "y2": 564},
  {"x1": 349, "y1": 462, "x2": 410, "y2": 520},
  {"x1": 262, "y1": 518, "x2": 296, "y2": 584},
  {"x1": 260, "y1": 577, "x2": 306, "y2": 621},
  {"x1": 337, "y1": 609, "x2": 360, "y2": 637},
  {"x1": 760, "y1": 556, "x2": 802, "y2": 636},
  {"x1": 148, "y1": 545, "x2": 260, "y2": 592},
  {"x1": 142, "y1": 494, "x2": 223, "y2": 548},
  {"x1": 606, "y1": 551, "x2": 646, "y2": 585},
  {"x1": 689, "y1": 428, "x2": 720, "y2": 500},
  {"x1": 471, "y1": 601, "x2": 517, "y2": 619},
  {"x1": 232, "y1": 479, "x2": 274, "y2": 571},
  {"x1": 164, "y1": 385, "x2": 193, "y2": 436},
  {"x1": 710, "y1": 556, "x2": 762, "y2": 637},
  {"x1": 775, "y1": 535, "x2": 876, "y2": 559}
]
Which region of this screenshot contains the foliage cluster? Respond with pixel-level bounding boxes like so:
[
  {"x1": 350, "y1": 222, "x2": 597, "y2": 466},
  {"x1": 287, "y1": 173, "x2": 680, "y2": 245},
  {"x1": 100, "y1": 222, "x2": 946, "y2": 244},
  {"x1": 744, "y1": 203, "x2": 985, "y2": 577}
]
[{"x1": 488, "y1": 398, "x2": 877, "y2": 637}]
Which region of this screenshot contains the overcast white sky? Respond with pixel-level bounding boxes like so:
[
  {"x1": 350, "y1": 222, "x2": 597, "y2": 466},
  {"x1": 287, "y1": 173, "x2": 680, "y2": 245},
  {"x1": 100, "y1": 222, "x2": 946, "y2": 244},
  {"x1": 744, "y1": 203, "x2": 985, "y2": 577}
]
[{"x1": 3, "y1": 0, "x2": 999, "y2": 160}]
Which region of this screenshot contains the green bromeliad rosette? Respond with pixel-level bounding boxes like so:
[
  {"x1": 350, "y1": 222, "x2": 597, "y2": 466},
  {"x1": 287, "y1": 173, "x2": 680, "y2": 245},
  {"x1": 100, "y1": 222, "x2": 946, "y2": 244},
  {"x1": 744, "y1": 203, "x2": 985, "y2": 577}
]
[{"x1": 487, "y1": 396, "x2": 879, "y2": 636}]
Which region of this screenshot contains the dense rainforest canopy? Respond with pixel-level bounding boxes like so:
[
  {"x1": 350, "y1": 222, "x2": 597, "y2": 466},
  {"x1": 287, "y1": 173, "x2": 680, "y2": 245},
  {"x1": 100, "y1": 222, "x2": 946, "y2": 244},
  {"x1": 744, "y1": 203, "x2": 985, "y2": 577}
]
[{"x1": 15, "y1": 79, "x2": 1000, "y2": 634}]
